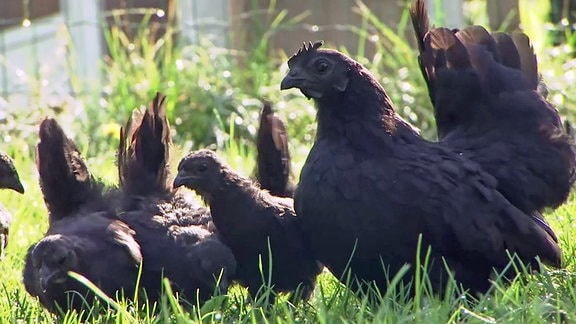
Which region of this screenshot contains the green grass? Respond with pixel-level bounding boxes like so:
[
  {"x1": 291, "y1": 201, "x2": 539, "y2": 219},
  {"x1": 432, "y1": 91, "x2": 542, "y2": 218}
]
[
  {"x1": 2, "y1": 0, "x2": 576, "y2": 322},
  {"x1": 2, "y1": 131, "x2": 576, "y2": 323}
]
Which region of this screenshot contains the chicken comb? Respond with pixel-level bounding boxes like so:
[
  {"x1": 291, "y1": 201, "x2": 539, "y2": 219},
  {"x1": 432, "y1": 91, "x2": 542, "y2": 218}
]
[{"x1": 287, "y1": 40, "x2": 324, "y2": 68}]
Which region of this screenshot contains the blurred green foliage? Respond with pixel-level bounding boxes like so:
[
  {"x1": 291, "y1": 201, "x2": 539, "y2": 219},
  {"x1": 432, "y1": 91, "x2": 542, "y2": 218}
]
[
  {"x1": 0, "y1": 0, "x2": 575, "y2": 161},
  {"x1": 95, "y1": 4, "x2": 319, "y2": 160}
]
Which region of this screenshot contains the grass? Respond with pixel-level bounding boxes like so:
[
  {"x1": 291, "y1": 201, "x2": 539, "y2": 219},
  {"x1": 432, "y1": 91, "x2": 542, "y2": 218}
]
[
  {"x1": 2, "y1": 0, "x2": 576, "y2": 322},
  {"x1": 2, "y1": 115, "x2": 576, "y2": 323}
]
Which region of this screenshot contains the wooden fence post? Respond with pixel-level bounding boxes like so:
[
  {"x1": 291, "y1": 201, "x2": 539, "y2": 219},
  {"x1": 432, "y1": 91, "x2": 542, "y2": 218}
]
[
  {"x1": 487, "y1": 0, "x2": 520, "y2": 31},
  {"x1": 177, "y1": 0, "x2": 229, "y2": 47},
  {"x1": 61, "y1": 0, "x2": 103, "y2": 94},
  {"x1": 426, "y1": 0, "x2": 464, "y2": 29}
]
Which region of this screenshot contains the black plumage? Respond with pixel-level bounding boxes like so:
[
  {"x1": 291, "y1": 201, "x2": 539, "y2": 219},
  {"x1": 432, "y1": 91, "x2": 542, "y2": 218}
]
[
  {"x1": 411, "y1": 0, "x2": 576, "y2": 216},
  {"x1": 174, "y1": 149, "x2": 322, "y2": 300},
  {"x1": 23, "y1": 216, "x2": 142, "y2": 313},
  {"x1": 23, "y1": 118, "x2": 142, "y2": 313},
  {"x1": 0, "y1": 151, "x2": 24, "y2": 259},
  {"x1": 255, "y1": 102, "x2": 295, "y2": 197},
  {"x1": 35, "y1": 119, "x2": 107, "y2": 224},
  {"x1": 117, "y1": 93, "x2": 236, "y2": 303},
  {"x1": 280, "y1": 41, "x2": 561, "y2": 295}
]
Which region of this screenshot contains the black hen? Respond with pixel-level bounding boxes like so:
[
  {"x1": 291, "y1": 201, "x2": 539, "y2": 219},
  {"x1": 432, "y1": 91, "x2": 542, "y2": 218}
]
[
  {"x1": 23, "y1": 118, "x2": 142, "y2": 313},
  {"x1": 174, "y1": 149, "x2": 322, "y2": 300},
  {"x1": 0, "y1": 151, "x2": 24, "y2": 259},
  {"x1": 255, "y1": 102, "x2": 295, "y2": 197},
  {"x1": 411, "y1": 0, "x2": 576, "y2": 215},
  {"x1": 280, "y1": 41, "x2": 561, "y2": 295},
  {"x1": 117, "y1": 92, "x2": 236, "y2": 303}
]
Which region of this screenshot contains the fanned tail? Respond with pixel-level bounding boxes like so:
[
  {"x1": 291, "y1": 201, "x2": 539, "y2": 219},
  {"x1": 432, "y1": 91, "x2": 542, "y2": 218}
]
[{"x1": 118, "y1": 92, "x2": 172, "y2": 197}]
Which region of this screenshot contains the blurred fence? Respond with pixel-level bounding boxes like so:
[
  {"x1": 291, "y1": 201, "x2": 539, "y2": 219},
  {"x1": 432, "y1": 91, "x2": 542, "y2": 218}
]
[
  {"x1": 0, "y1": 0, "x2": 229, "y2": 101},
  {"x1": 0, "y1": 0, "x2": 538, "y2": 102},
  {"x1": 231, "y1": 0, "x2": 466, "y2": 59}
]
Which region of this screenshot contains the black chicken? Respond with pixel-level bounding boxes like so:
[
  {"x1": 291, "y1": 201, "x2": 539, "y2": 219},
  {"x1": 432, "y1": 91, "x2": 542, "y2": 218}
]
[
  {"x1": 174, "y1": 149, "x2": 322, "y2": 300},
  {"x1": 117, "y1": 93, "x2": 236, "y2": 303},
  {"x1": 23, "y1": 118, "x2": 142, "y2": 313},
  {"x1": 0, "y1": 151, "x2": 24, "y2": 259},
  {"x1": 411, "y1": 0, "x2": 576, "y2": 216},
  {"x1": 255, "y1": 102, "x2": 295, "y2": 197},
  {"x1": 24, "y1": 216, "x2": 142, "y2": 314},
  {"x1": 280, "y1": 41, "x2": 561, "y2": 295}
]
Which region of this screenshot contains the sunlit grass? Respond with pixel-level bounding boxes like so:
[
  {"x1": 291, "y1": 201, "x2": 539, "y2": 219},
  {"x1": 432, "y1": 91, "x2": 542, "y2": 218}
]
[{"x1": 2, "y1": 132, "x2": 576, "y2": 322}]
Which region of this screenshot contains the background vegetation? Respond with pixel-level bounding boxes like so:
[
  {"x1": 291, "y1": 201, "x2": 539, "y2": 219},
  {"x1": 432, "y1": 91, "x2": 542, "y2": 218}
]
[{"x1": 1, "y1": 0, "x2": 576, "y2": 322}]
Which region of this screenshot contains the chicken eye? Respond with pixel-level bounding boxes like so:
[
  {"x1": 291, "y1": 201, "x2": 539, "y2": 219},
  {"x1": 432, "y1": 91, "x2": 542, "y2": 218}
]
[
  {"x1": 315, "y1": 60, "x2": 329, "y2": 74},
  {"x1": 196, "y1": 162, "x2": 208, "y2": 173},
  {"x1": 56, "y1": 255, "x2": 67, "y2": 266}
]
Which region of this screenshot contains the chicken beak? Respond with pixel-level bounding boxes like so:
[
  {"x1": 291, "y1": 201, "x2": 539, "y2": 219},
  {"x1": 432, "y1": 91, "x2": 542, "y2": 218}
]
[
  {"x1": 280, "y1": 70, "x2": 303, "y2": 90},
  {"x1": 173, "y1": 172, "x2": 190, "y2": 189},
  {"x1": 9, "y1": 179, "x2": 24, "y2": 194},
  {"x1": 39, "y1": 267, "x2": 58, "y2": 291}
]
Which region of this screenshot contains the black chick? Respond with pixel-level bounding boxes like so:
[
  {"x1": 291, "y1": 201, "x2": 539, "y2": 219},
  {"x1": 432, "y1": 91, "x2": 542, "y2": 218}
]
[
  {"x1": 280, "y1": 41, "x2": 561, "y2": 295},
  {"x1": 411, "y1": 0, "x2": 576, "y2": 216},
  {"x1": 255, "y1": 102, "x2": 295, "y2": 197},
  {"x1": 174, "y1": 149, "x2": 322, "y2": 300},
  {"x1": 24, "y1": 216, "x2": 142, "y2": 313},
  {"x1": 117, "y1": 92, "x2": 236, "y2": 303},
  {"x1": 0, "y1": 151, "x2": 24, "y2": 259},
  {"x1": 23, "y1": 118, "x2": 142, "y2": 313}
]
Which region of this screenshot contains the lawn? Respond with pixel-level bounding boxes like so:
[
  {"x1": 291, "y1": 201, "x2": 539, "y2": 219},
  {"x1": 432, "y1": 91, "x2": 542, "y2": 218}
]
[
  {"x1": 1, "y1": 0, "x2": 576, "y2": 322},
  {"x1": 2, "y1": 121, "x2": 576, "y2": 323}
]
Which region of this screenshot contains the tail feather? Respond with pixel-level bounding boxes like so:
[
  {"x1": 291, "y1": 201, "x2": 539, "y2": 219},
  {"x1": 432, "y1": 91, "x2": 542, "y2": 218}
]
[
  {"x1": 36, "y1": 119, "x2": 100, "y2": 221},
  {"x1": 511, "y1": 32, "x2": 540, "y2": 91},
  {"x1": 410, "y1": 0, "x2": 436, "y2": 104},
  {"x1": 410, "y1": 0, "x2": 430, "y2": 55},
  {"x1": 429, "y1": 28, "x2": 471, "y2": 70},
  {"x1": 411, "y1": 0, "x2": 474, "y2": 106},
  {"x1": 409, "y1": 0, "x2": 575, "y2": 216},
  {"x1": 492, "y1": 32, "x2": 521, "y2": 70},
  {"x1": 118, "y1": 92, "x2": 172, "y2": 197},
  {"x1": 255, "y1": 102, "x2": 294, "y2": 197},
  {"x1": 411, "y1": 0, "x2": 536, "y2": 102},
  {"x1": 455, "y1": 26, "x2": 499, "y2": 61}
]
